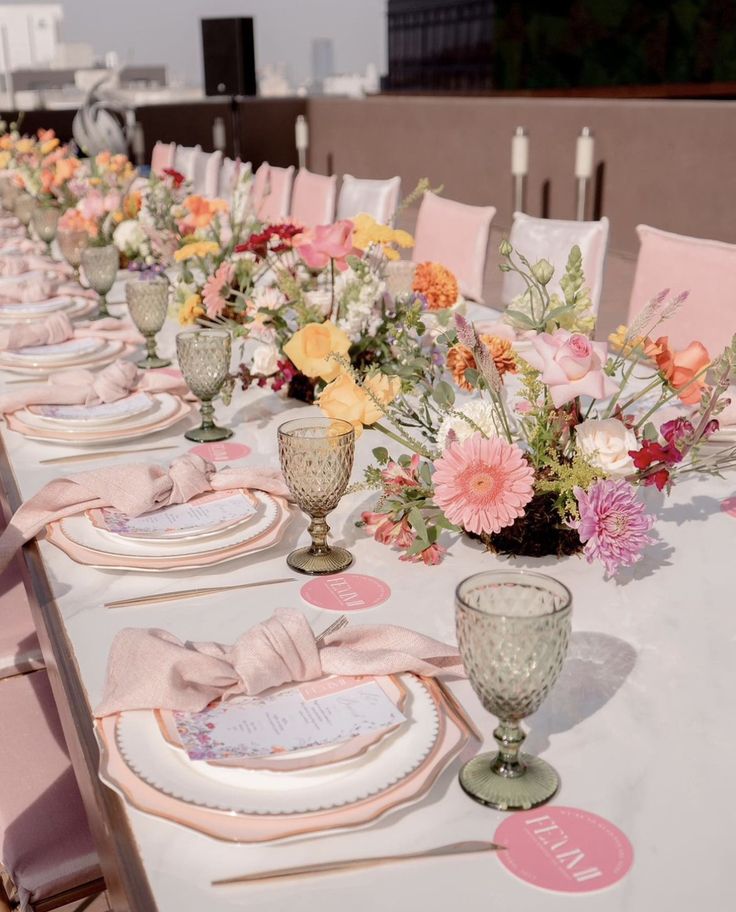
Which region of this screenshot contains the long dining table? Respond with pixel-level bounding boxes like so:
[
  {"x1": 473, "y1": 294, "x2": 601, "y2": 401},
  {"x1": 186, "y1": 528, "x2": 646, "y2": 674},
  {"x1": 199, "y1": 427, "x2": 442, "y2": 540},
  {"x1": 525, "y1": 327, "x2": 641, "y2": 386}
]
[{"x1": 1, "y1": 282, "x2": 734, "y2": 912}]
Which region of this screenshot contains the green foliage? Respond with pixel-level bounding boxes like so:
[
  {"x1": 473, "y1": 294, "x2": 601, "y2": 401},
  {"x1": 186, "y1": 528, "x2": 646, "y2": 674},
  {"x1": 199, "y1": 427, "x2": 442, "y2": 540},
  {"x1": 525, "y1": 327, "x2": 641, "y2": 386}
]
[{"x1": 536, "y1": 452, "x2": 605, "y2": 519}]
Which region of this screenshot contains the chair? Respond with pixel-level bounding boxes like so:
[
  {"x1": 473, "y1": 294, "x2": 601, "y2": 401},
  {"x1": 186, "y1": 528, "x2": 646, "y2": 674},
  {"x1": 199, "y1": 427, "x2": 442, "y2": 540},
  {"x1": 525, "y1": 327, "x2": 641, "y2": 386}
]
[
  {"x1": 0, "y1": 555, "x2": 43, "y2": 682},
  {"x1": 412, "y1": 191, "x2": 496, "y2": 303},
  {"x1": 150, "y1": 141, "x2": 175, "y2": 177},
  {"x1": 290, "y1": 169, "x2": 337, "y2": 228},
  {"x1": 627, "y1": 224, "x2": 736, "y2": 355},
  {"x1": 257, "y1": 165, "x2": 295, "y2": 222},
  {"x1": 501, "y1": 212, "x2": 610, "y2": 313},
  {"x1": 219, "y1": 157, "x2": 241, "y2": 202},
  {"x1": 191, "y1": 150, "x2": 222, "y2": 197},
  {"x1": 173, "y1": 145, "x2": 201, "y2": 183},
  {"x1": 336, "y1": 175, "x2": 401, "y2": 225},
  {"x1": 0, "y1": 670, "x2": 103, "y2": 911}
]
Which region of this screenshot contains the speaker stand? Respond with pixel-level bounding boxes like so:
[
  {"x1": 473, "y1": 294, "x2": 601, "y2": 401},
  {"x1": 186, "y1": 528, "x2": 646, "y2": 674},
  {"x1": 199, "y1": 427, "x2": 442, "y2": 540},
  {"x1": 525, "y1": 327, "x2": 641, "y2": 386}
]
[{"x1": 229, "y1": 96, "x2": 241, "y2": 160}]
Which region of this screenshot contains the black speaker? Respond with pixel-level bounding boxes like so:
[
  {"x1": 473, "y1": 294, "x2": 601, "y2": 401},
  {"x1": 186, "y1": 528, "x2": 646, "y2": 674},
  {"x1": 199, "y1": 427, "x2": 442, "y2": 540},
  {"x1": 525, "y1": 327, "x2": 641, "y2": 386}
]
[{"x1": 201, "y1": 17, "x2": 257, "y2": 97}]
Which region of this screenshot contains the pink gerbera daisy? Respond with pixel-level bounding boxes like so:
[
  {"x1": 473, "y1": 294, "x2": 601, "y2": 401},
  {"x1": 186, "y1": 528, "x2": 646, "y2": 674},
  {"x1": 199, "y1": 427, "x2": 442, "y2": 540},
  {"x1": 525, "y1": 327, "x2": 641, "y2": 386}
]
[
  {"x1": 432, "y1": 434, "x2": 534, "y2": 535},
  {"x1": 571, "y1": 479, "x2": 654, "y2": 577},
  {"x1": 202, "y1": 262, "x2": 234, "y2": 319}
]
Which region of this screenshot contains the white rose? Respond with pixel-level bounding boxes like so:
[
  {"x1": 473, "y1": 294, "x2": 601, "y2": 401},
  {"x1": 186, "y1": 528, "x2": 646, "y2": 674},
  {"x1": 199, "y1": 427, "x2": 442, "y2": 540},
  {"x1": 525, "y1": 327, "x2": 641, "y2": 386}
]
[
  {"x1": 113, "y1": 219, "x2": 145, "y2": 255},
  {"x1": 251, "y1": 343, "x2": 280, "y2": 377},
  {"x1": 576, "y1": 418, "x2": 637, "y2": 477},
  {"x1": 437, "y1": 400, "x2": 500, "y2": 451}
]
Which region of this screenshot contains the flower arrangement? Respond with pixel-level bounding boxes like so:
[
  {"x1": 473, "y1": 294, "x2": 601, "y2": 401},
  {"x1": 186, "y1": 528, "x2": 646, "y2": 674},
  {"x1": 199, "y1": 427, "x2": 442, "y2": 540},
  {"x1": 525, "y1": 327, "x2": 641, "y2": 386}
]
[
  {"x1": 325, "y1": 241, "x2": 736, "y2": 577},
  {"x1": 0, "y1": 128, "x2": 82, "y2": 210}
]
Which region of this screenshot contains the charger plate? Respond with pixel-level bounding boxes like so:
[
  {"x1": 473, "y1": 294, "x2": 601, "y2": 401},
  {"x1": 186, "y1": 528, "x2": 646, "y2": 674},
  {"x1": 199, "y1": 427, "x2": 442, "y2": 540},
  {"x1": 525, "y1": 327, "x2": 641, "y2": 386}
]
[
  {"x1": 0, "y1": 339, "x2": 133, "y2": 375},
  {"x1": 28, "y1": 391, "x2": 156, "y2": 427},
  {"x1": 0, "y1": 298, "x2": 98, "y2": 324},
  {"x1": 1, "y1": 336, "x2": 105, "y2": 366},
  {"x1": 7, "y1": 393, "x2": 192, "y2": 444},
  {"x1": 156, "y1": 675, "x2": 409, "y2": 773},
  {"x1": 45, "y1": 492, "x2": 292, "y2": 571},
  {"x1": 96, "y1": 676, "x2": 473, "y2": 842}
]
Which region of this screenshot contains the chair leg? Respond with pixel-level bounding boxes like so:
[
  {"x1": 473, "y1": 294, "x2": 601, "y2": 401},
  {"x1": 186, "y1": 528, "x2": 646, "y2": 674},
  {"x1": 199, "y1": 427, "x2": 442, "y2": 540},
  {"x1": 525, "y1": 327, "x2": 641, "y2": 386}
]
[{"x1": 0, "y1": 880, "x2": 11, "y2": 912}]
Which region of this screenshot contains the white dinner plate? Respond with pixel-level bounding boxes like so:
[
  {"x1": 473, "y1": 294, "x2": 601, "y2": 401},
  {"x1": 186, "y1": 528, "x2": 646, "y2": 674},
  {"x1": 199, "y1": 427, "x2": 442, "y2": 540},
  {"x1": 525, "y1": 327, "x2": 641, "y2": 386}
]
[
  {"x1": 28, "y1": 392, "x2": 156, "y2": 427},
  {"x1": 0, "y1": 338, "x2": 126, "y2": 374},
  {"x1": 18, "y1": 390, "x2": 179, "y2": 435},
  {"x1": 114, "y1": 675, "x2": 439, "y2": 815},
  {"x1": 89, "y1": 490, "x2": 258, "y2": 543},
  {"x1": 62, "y1": 491, "x2": 280, "y2": 559},
  {"x1": 0, "y1": 295, "x2": 80, "y2": 316},
  {"x1": 0, "y1": 336, "x2": 105, "y2": 366}
]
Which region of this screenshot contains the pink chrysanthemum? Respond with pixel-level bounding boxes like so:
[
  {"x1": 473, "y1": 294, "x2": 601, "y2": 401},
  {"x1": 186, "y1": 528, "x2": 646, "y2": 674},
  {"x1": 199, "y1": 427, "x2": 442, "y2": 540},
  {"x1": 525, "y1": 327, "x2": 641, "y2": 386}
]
[
  {"x1": 572, "y1": 479, "x2": 654, "y2": 577},
  {"x1": 432, "y1": 434, "x2": 534, "y2": 535},
  {"x1": 202, "y1": 262, "x2": 234, "y2": 319}
]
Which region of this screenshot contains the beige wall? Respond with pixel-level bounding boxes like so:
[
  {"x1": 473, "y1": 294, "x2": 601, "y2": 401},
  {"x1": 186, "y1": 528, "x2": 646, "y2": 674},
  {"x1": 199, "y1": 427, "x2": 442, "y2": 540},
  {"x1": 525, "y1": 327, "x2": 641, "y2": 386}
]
[{"x1": 308, "y1": 95, "x2": 736, "y2": 338}]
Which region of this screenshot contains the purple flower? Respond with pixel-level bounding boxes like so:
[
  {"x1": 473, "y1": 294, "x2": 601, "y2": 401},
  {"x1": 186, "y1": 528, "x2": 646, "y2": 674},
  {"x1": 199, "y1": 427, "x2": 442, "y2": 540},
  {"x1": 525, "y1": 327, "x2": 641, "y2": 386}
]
[{"x1": 571, "y1": 479, "x2": 654, "y2": 577}]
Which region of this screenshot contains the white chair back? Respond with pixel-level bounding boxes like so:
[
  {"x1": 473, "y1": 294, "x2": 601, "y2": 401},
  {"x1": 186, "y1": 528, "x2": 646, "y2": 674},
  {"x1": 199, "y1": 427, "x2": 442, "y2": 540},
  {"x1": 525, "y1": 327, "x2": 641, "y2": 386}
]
[
  {"x1": 173, "y1": 144, "x2": 201, "y2": 183},
  {"x1": 336, "y1": 175, "x2": 401, "y2": 225}
]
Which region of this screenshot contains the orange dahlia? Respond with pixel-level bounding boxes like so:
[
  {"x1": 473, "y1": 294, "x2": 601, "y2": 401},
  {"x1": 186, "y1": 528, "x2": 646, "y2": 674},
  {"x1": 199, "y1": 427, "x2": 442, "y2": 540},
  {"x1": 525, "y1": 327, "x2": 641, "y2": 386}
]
[
  {"x1": 447, "y1": 335, "x2": 516, "y2": 391},
  {"x1": 412, "y1": 261, "x2": 459, "y2": 311}
]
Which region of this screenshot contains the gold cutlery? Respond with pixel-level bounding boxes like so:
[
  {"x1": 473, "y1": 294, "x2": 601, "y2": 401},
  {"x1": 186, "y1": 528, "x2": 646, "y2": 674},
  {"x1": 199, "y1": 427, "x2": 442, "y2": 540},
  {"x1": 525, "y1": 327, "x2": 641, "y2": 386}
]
[
  {"x1": 212, "y1": 840, "x2": 504, "y2": 886},
  {"x1": 40, "y1": 445, "x2": 178, "y2": 465},
  {"x1": 105, "y1": 577, "x2": 297, "y2": 610}
]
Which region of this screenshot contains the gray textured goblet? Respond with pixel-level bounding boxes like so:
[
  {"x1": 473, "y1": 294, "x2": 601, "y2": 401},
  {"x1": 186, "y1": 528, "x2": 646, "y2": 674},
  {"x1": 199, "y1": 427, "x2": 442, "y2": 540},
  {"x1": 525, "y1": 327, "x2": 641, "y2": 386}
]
[
  {"x1": 31, "y1": 203, "x2": 59, "y2": 256},
  {"x1": 456, "y1": 570, "x2": 572, "y2": 811},
  {"x1": 126, "y1": 278, "x2": 171, "y2": 369},
  {"x1": 81, "y1": 244, "x2": 119, "y2": 319},
  {"x1": 176, "y1": 329, "x2": 233, "y2": 442}
]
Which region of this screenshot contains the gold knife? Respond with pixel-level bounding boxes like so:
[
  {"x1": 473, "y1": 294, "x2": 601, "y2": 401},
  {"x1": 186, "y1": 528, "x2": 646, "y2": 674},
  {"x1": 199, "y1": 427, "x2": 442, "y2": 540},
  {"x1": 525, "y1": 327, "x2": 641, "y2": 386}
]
[
  {"x1": 105, "y1": 577, "x2": 297, "y2": 609},
  {"x1": 212, "y1": 840, "x2": 505, "y2": 886},
  {"x1": 40, "y1": 445, "x2": 178, "y2": 465}
]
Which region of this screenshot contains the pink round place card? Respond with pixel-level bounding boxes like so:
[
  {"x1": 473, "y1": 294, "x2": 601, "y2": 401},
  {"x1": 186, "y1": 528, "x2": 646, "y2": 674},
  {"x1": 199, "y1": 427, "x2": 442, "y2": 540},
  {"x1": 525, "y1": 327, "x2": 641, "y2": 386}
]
[
  {"x1": 720, "y1": 496, "x2": 736, "y2": 518},
  {"x1": 300, "y1": 574, "x2": 391, "y2": 612},
  {"x1": 495, "y1": 806, "x2": 633, "y2": 893},
  {"x1": 189, "y1": 442, "x2": 251, "y2": 462}
]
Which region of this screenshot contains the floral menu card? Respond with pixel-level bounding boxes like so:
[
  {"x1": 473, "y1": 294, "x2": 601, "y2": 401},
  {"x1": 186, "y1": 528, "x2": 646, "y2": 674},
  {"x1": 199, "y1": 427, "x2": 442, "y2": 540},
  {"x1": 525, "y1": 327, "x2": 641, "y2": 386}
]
[
  {"x1": 96, "y1": 491, "x2": 256, "y2": 538},
  {"x1": 172, "y1": 677, "x2": 406, "y2": 761}
]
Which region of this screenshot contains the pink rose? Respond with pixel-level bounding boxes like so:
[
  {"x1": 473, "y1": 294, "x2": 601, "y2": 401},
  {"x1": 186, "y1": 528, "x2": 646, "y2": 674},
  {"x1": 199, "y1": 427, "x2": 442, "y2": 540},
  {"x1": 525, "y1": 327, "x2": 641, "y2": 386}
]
[
  {"x1": 523, "y1": 329, "x2": 618, "y2": 408},
  {"x1": 79, "y1": 190, "x2": 105, "y2": 220},
  {"x1": 295, "y1": 220, "x2": 354, "y2": 271}
]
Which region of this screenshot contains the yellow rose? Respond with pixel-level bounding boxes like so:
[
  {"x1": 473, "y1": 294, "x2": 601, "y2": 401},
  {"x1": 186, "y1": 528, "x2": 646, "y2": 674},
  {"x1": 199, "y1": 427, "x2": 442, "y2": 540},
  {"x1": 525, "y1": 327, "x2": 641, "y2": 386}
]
[
  {"x1": 174, "y1": 241, "x2": 220, "y2": 263},
  {"x1": 40, "y1": 138, "x2": 60, "y2": 155},
  {"x1": 318, "y1": 372, "x2": 400, "y2": 437},
  {"x1": 283, "y1": 322, "x2": 350, "y2": 382},
  {"x1": 179, "y1": 294, "x2": 204, "y2": 325}
]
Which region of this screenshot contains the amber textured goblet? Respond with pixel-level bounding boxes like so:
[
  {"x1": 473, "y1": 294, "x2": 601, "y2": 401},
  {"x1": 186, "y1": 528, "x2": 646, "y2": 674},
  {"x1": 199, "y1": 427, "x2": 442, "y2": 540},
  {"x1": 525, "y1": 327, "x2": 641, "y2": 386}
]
[
  {"x1": 57, "y1": 228, "x2": 89, "y2": 283},
  {"x1": 126, "y1": 278, "x2": 171, "y2": 369},
  {"x1": 176, "y1": 329, "x2": 233, "y2": 442},
  {"x1": 278, "y1": 417, "x2": 355, "y2": 575},
  {"x1": 81, "y1": 244, "x2": 119, "y2": 319},
  {"x1": 456, "y1": 570, "x2": 572, "y2": 811}
]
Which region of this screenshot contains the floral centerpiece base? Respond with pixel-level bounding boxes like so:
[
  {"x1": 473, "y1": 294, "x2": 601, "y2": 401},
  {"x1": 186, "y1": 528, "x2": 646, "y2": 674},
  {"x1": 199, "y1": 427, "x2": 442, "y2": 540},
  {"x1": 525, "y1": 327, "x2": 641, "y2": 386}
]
[{"x1": 467, "y1": 491, "x2": 582, "y2": 559}]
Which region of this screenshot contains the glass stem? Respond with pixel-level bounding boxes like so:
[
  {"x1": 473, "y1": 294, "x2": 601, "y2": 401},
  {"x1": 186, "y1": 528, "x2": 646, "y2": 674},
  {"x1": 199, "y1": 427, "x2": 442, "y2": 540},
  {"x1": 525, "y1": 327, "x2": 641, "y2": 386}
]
[
  {"x1": 199, "y1": 399, "x2": 216, "y2": 430},
  {"x1": 491, "y1": 720, "x2": 527, "y2": 778},
  {"x1": 307, "y1": 514, "x2": 331, "y2": 555},
  {"x1": 98, "y1": 293, "x2": 110, "y2": 318},
  {"x1": 145, "y1": 333, "x2": 158, "y2": 360}
]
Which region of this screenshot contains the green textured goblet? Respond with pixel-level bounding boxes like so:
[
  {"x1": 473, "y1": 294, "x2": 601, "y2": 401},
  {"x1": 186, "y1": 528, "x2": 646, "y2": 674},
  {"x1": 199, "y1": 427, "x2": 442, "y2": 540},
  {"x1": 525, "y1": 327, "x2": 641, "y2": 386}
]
[
  {"x1": 1, "y1": 180, "x2": 19, "y2": 214},
  {"x1": 176, "y1": 329, "x2": 233, "y2": 442},
  {"x1": 31, "y1": 202, "x2": 59, "y2": 256},
  {"x1": 278, "y1": 417, "x2": 355, "y2": 575},
  {"x1": 13, "y1": 193, "x2": 35, "y2": 237},
  {"x1": 81, "y1": 244, "x2": 119, "y2": 319},
  {"x1": 126, "y1": 278, "x2": 171, "y2": 369},
  {"x1": 57, "y1": 228, "x2": 89, "y2": 283},
  {"x1": 456, "y1": 570, "x2": 572, "y2": 811}
]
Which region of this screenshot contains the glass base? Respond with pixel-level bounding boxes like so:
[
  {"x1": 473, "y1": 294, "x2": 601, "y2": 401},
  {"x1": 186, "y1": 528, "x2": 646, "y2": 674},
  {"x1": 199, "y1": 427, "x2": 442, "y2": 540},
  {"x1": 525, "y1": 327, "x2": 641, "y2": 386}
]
[
  {"x1": 184, "y1": 424, "x2": 233, "y2": 443},
  {"x1": 89, "y1": 306, "x2": 120, "y2": 321},
  {"x1": 137, "y1": 355, "x2": 172, "y2": 370},
  {"x1": 459, "y1": 751, "x2": 559, "y2": 811},
  {"x1": 286, "y1": 546, "x2": 353, "y2": 575}
]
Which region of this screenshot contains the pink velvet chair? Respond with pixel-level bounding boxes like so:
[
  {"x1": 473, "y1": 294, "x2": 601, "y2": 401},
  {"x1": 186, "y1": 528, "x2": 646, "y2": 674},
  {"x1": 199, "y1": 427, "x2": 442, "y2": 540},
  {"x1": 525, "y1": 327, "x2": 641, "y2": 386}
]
[
  {"x1": 150, "y1": 141, "x2": 175, "y2": 177},
  {"x1": 290, "y1": 169, "x2": 337, "y2": 228},
  {"x1": 257, "y1": 165, "x2": 295, "y2": 222},
  {"x1": 627, "y1": 224, "x2": 736, "y2": 355},
  {"x1": 502, "y1": 212, "x2": 610, "y2": 314},
  {"x1": 251, "y1": 162, "x2": 269, "y2": 214},
  {"x1": 336, "y1": 175, "x2": 401, "y2": 225},
  {"x1": 412, "y1": 190, "x2": 496, "y2": 303},
  {"x1": 0, "y1": 555, "x2": 43, "y2": 682},
  {"x1": 0, "y1": 670, "x2": 103, "y2": 910}
]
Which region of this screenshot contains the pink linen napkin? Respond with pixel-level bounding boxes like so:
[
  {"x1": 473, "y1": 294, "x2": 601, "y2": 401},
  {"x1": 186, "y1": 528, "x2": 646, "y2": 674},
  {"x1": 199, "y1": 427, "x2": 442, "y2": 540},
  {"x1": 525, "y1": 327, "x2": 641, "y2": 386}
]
[
  {"x1": 0, "y1": 238, "x2": 43, "y2": 255},
  {"x1": 0, "y1": 312, "x2": 143, "y2": 351},
  {"x1": 0, "y1": 255, "x2": 71, "y2": 277},
  {"x1": 95, "y1": 608, "x2": 464, "y2": 716},
  {"x1": 0, "y1": 274, "x2": 56, "y2": 304},
  {"x1": 0, "y1": 454, "x2": 291, "y2": 573},
  {"x1": 0, "y1": 358, "x2": 175, "y2": 414}
]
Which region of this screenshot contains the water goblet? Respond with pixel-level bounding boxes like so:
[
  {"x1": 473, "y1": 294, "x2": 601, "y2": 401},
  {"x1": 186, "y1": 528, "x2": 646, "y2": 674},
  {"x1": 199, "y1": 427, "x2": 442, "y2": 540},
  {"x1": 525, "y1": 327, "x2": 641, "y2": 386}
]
[
  {"x1": 31, "y1": 203, "x2": 59, "y2": 256},
  {"x1": 126, "y1": 278, "x2": 171, "y2": 369},
  {"x1": 176, "y1": 329, "x2": 233, "y2": 442},
  {"x1": 13, "y1": 193, "x2": 35, "y2": 237},
  {"x1": 57, "y1": 228, "x2": 89, "y2": 283},
  {"x1": 455, "y1": 570, "x2": 572, "y2": 811},
  {"x1": 1, "y1": 179, "x2": 19, "y2": 214},
  {"x1": 277, "y1": 417, "x2": 355, "y2": 575},
  {"x1": 81, "y1": 244, "x2": 120, "y2": 319}
]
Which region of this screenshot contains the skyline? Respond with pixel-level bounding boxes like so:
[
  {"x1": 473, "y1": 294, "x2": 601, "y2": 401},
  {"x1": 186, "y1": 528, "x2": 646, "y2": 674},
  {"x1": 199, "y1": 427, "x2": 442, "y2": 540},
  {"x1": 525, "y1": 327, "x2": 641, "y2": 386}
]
[{"x1": 9, "y1": 0, "x2": 387, "y2": 86}]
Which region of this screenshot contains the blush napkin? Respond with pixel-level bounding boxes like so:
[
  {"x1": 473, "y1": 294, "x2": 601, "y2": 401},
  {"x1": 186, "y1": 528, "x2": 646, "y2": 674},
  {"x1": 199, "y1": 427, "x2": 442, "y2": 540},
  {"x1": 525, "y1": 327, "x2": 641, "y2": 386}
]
[
  {"x1": 0, "y1": 274, "x2": 56, "y2": 304},
  {"x1": 0, "y1": 359, "x2": 182, "y2": 414},
  {"x1": 0, "y1": 254, "x2": 71, "y2": 277},
  {"x1": 0, "y1": 453, "x2": 290, "y2": 574},
  {"x1": 95, "y1": 607, "x2": 464, "y2": 716},
  {"x1": 0, "y1": 311, "x2": 144, "y2": 353}
]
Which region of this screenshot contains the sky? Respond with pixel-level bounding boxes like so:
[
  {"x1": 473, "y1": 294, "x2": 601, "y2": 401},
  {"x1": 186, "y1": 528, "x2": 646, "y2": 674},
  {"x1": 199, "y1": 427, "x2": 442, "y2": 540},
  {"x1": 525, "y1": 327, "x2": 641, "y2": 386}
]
[{"x1": 36, "y1": 0, "x2": 387, "y2": 86}]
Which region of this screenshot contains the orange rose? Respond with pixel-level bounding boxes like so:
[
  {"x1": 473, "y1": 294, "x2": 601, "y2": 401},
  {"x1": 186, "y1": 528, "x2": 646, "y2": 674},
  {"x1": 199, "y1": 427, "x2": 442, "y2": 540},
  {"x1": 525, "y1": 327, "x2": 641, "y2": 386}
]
[{"x1": 649, "y1": 335, "x2": 710, "y2": 405}]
